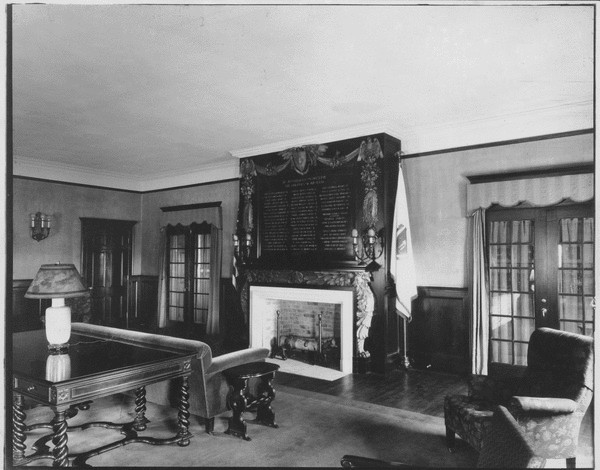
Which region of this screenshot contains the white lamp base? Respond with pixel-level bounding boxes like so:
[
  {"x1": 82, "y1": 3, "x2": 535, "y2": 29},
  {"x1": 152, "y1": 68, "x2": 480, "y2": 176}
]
[{"x1": 45, "y1": 298, "x2": 71, "y2": 348}]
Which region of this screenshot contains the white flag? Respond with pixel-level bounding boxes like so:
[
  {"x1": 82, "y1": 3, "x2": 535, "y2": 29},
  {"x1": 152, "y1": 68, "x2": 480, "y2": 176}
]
[{"x1": 390, "y1": 163, "x2": 417, "y2": 320}]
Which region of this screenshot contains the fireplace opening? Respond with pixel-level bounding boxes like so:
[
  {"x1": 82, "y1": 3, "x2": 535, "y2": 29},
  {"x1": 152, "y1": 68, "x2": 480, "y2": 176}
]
[
  {"x1": 249, "y1": 285, "x2": 354, "y2": 377},
  {"x1": 269, "y1": 300, "x2": 341, "y2": 371}
]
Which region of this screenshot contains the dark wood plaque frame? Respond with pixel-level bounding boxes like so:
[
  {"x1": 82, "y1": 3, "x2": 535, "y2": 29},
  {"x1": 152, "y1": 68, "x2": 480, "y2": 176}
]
[{"x1": 237, "y1": 134, "x2": 397, "y2": 271}]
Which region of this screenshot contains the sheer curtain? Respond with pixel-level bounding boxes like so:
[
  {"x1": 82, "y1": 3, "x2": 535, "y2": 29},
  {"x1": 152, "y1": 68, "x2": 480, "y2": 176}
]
[
  {"x1": 470, "y1": 208, "x2": 489, "y2": 375},
  {"x1": 157, "y1": 226, "x2": 168, "y2": 328}
]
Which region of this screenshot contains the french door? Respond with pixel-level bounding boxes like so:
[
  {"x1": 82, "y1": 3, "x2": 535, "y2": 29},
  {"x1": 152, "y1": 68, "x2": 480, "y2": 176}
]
[
  {"x1": 487, "y1": 202, "x2": 594, "y2": 366},
  {"x1": 165, "y1": 222, "x2": 213, "y2": 338}
]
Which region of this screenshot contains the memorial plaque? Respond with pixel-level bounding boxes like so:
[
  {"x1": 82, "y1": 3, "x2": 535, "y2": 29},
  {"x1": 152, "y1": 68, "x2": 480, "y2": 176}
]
[{"x1": 257, "y1": 165, "x2": 357, "y2": 265}]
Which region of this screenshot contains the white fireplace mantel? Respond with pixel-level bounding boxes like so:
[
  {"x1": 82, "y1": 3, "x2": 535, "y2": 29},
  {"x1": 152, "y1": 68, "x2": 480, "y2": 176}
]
[{"x1": 249, "y1": 285, "x2": 354, "y2": 374}]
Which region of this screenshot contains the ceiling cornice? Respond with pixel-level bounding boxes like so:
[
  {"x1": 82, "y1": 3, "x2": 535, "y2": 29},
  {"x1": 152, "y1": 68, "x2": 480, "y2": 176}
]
[
  {"x1": 13, "y1": 155, "x2": 146, "y2": 191},
  {"x1": 13, "y1": 155, "x2": 240, "y2": 192},
  {"x1": 138, "y1": 159, "x2": 239, "y2": 192},
  {"x1": 229, "y1": 122, "x2": 402, "y2": 159}
]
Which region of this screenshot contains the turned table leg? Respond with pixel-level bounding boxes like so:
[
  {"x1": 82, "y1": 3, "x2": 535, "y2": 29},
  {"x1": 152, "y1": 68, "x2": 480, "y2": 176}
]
[
  {"x1": 176, "y1": 376, "x2": 191, "y2": 447},
  {"x1": 133, "y1": 386, "x2": 149, "y2": 431},
  {"x1": 51, "y1": 408, "x2": 69, "y2": 467},
  {"x1": 13, "y1": 393, "x2": 27, "y2": 464}
]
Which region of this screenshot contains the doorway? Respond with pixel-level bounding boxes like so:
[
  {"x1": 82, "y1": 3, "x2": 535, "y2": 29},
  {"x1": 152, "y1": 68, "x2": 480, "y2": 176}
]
[
  {"x1": 81, "y1": 218, "x2": 136, "y2": 327},
  {"x1": 486, "y1": 201, "x2": 594, "y2": 366}
]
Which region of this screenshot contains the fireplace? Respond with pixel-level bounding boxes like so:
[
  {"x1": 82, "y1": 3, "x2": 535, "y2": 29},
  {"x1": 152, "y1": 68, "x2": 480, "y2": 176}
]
[{"x1": 249, "y1": 285, "x2": 354, "y2": 374}]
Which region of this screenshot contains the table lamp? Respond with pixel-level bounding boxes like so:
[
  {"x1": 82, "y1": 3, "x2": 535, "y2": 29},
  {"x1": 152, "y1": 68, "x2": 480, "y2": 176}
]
[{"x1": 25, "y1": 263, "x2": 88, "y2": 350}]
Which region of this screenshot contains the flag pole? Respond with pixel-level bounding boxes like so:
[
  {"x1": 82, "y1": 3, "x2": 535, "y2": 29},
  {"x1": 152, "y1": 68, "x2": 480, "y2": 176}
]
[{"x1": 401, "y1": 316, "x2": 411, "y2": 369}]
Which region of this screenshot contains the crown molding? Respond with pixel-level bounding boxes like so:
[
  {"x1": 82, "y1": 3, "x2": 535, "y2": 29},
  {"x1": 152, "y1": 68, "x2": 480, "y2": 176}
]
[
  {"x1": 13, "y1": 155, "x2": 240, "y2": 192},
  {"x1": 13, "y1": 155, "x2": 146, "y2": 191},
  {"x1": 229, "y1": 122, "x2": 402, "y2": 159},
  {"x1": 398, "y1": 101, "x2": 593, "y2": 156},
  {"x1": 138, "y1": 159, "x2": 239, "y2": 192}
]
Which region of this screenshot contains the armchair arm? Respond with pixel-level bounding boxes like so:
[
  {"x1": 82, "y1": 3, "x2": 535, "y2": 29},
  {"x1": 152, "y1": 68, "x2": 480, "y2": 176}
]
[
  {"x1": 206, "y1": 347, "x2": 270, "y2": 375},
  {"x1": 477, "y1": 406, "x2": 545, "y2": 469},
  {"x1": 509, "y1": 396, "x2": 576, "y2": 415}
]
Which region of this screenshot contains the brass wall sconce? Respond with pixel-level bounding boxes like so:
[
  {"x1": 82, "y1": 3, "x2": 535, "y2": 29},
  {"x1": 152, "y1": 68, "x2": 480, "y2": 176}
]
[
  {"x1": 351, "y1": 226, "x2": 384, "y2": 270},
  {"x1": 30, "y1": 212, "x2": 51, "y2": 241},
  {"x1": 233, "y1": 232, "x2": 253, "y2": 264}
]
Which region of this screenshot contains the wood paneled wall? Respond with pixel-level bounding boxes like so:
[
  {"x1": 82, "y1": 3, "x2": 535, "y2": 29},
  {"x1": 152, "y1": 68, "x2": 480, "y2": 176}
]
[
  {"x1": 12, "y1": 279, "x2": 47, "y2": 332},
  {"x1": 408, "y1": 286, "x2": 469, "y2": 374},
  {"x1": 127, "y1": 275, "x2": 158, "y2": 331}
]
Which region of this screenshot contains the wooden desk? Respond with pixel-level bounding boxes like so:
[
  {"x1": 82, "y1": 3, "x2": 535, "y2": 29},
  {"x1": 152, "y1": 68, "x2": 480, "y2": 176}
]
[{"x1": 12, "y1": 328, "x2": 196, "y2": 467}]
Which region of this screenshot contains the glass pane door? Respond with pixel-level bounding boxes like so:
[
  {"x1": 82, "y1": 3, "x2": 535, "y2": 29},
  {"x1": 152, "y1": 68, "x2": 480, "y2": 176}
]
[
  {"x1": 193, "y1": 232, "x2": 211, "y2": 324},
  {"x1": 558, "y1": 216, "x2": 594, "y2": 336},
  {"x1": 167, "y1": 233, "x2": 186, "y2": 322},
  {"x1": 488, "y1": 219, "x2": 536, "y2": 365},
  {"x1": 487, "y1": 202, "x2": 594, "y2": 367}
]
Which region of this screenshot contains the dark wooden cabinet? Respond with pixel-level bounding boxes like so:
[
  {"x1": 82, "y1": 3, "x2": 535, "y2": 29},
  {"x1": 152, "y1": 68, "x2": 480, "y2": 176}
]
[
  {"x1": 81, "y1": 218, "x2": 136, "y2": 327},
  {"x1": 408, "y1": 286, "x2": 469, "y2": 374}
]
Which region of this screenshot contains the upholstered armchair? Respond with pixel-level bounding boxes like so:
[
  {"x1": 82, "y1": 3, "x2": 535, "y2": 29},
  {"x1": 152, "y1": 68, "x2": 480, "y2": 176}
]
[
  {"x1": 70, "y1": 323, "x2": 270, "y2": 434},
  {"x1": 341, "y1": 405, "x2": 545, "y2": 469},
  {"x1": 444, "y1": 327, "x2": 593, "y2": 468}
]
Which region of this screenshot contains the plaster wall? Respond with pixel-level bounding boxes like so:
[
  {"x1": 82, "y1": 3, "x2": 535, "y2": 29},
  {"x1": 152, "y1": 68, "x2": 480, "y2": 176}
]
[
  {"x1": 139, "y1": 180, "x2": 239, "y2": 277},
  {"x1": 12, "y1": 178, "x2": 141, "y2": 280},
  {"x1": 12, "y1": 133, "x2": 592, "y2": 288},
  {"x1": 404, "y1": 132, "x2": 594, "y2": 287}
]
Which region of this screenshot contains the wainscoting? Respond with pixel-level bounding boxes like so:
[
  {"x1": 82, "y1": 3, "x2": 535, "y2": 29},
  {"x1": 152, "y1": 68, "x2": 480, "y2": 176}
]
[
  {"x1": 127, "y1": 275, "x2": 158, "y2": 331},
  {"x1": 408, "y1": 286, "x2": 469, "y2": 375},
  {"x1": 12, "y1": 279, "x2": 47, "y2": 332}
]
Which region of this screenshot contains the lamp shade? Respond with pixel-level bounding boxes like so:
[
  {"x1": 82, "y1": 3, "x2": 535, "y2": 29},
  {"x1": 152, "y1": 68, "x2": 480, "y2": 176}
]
[{"x1": 25, "y1": 263, "x2": 88, "y2": 299}]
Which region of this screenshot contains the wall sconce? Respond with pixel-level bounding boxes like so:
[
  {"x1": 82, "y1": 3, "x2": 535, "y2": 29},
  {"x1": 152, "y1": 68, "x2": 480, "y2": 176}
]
[
  {"x1": 352, "y1": 226, "x2": 384, "y2": 271},
  {"x1": 30, "y1": 212, "x2": 51, "y2": 241},
  {"x1": 233, "y1": 232, "x2": 253, "y2": 264}
]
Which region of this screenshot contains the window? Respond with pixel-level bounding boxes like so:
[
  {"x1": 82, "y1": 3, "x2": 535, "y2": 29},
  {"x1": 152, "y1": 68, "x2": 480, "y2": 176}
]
[{"x1": 487, "y1": 202, "x2": 594, "y2": 366}]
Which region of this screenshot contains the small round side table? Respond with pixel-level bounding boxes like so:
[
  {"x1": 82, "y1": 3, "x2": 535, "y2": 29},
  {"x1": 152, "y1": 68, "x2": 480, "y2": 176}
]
[{"x1": 223, "y1": 361, "x2": 280, "y2": 441}]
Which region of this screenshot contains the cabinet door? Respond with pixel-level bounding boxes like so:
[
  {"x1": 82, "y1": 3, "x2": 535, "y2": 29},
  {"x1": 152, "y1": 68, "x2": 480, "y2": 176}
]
[{"x1": 487, "y1": 202, "x2": 594, "y2": 366}]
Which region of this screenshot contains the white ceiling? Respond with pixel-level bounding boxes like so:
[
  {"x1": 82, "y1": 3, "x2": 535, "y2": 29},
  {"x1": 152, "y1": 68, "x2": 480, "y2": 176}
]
[{"x1": 11, "y1": 2, "x2": 594, "y2": 191}]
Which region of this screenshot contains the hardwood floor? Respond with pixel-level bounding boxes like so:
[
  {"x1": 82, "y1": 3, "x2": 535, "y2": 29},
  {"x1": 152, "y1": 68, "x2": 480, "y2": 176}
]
[
  {"x1": 276, "y1": 367, "x2": 469, "y2": 418},
  {"x1": 277, "y1": 366, "x2": 594, "y2": 465}
]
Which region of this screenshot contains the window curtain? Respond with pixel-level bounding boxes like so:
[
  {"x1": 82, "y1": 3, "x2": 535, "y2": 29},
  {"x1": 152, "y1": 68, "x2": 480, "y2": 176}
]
[
  {"x1": 470, "y1": 208, "x2": 489, "y2": 375},
  {"x1": 157, "y1": 226, "x2": 168, "y2": 328},
  {"x1": 207, "y1": 223, "x2": 222, "y2": 335}
]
